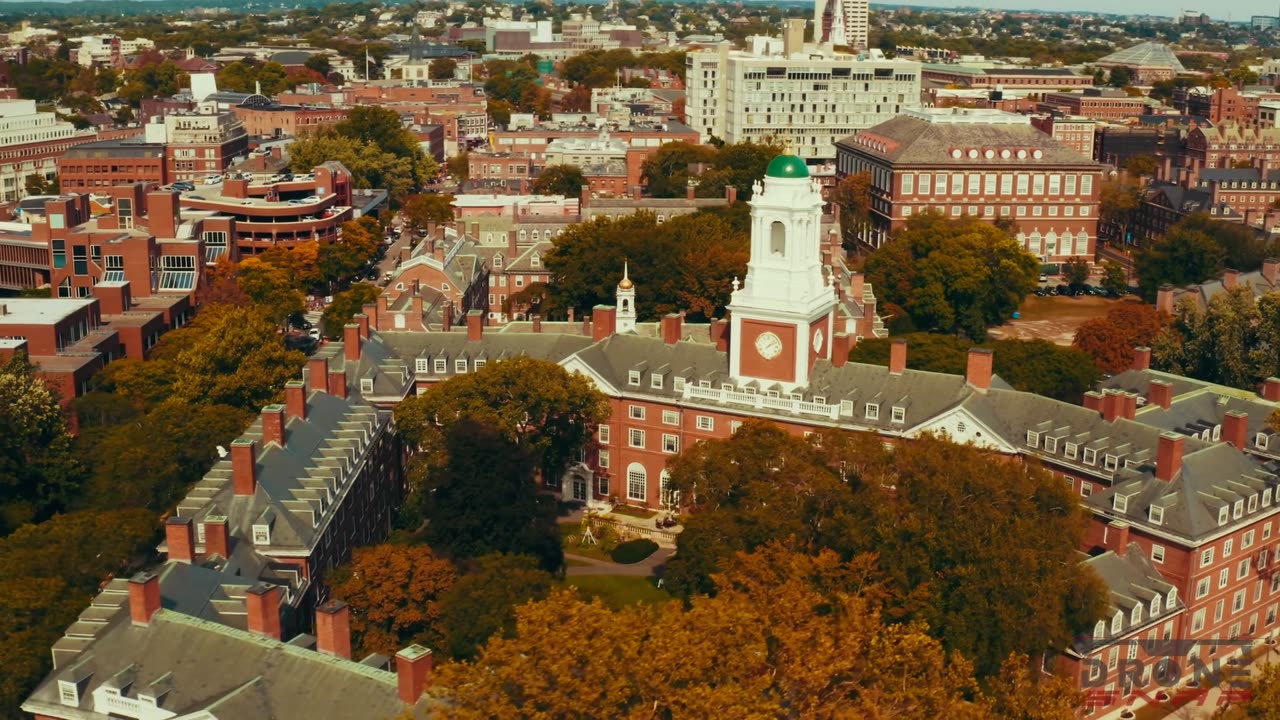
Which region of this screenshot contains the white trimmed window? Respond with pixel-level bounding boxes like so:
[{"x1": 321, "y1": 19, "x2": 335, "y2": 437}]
[
  {"x1": 1202, "y1": 547, "x2": 1215, "y2": 567},
  {"x1": 662, "y1": 434, "x2": 679, "y2": 454},
  {"x1": 433, "y1": 358, "x2": 447, "y2": 374},
  {"x1": 415, "y1": 358, "x2": 430, "y2": 373},
  {"x1": 628, "y1": 370, "x2": 641, "y2": 386},
  {"x1": 628, "y1": 428, "x2": 645, "y2": 448},
  {"x1": 626, "y1": 463, "x2": 647, "y2": 502},
  {"x1": 1152, "y1": 544, "x2": 1165, "y2": 564},
  {"x1": 891, "y1": 406, "x2": 905, "y2": 424},
  {"x1": 599, "y1": 425, "x2": 610, "y2": 444},
  {"x1": 629, "y1": 405, "x2": 645, "y2": 420},
  {"x1": 651, "y1": 373, "x2": 664, "y2": 389},
  {"x1": 673, "y1": 377, "x2": 686, "y2": 392},
  {"x1": 865, "y1": 403, "x2": 880, "y2": 420},
  {"x1": 598, "y1": 450, "x2": 610, "y2": 469},
  {"x1": 1150, "y1": 505, "x2": 1164, "y2": 525},
  {"x1": 454, "y1": 359, "x2": 467, "y2": 374},
  {"x1": 662, "y1": 410, "x2": 678, "y2": 425},
  {"x1": 695, "y1": 416, "x2": 714, "y2": 431}
]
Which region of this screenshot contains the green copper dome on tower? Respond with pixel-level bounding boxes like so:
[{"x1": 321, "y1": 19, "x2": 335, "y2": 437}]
[{"x1": 765, "y1": 154, "x2": 809, "y2": 178}]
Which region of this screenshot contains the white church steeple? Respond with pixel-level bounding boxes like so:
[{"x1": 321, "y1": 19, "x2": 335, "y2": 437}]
[
  {"x1": 726, "y1": 155, "x2": 838, "y2": 390},
  {"x1": 616, "y1": 261, "x2": 636, "y2": 334}
]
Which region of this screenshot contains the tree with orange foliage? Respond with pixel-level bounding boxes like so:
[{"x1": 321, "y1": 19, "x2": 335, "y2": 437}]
[
  {"x1": 328, "y1": 544, "x2": 457, "y2": 657},
  {"x1": 1072, "y1": 303, "x2": 1167, "y2": 374}
]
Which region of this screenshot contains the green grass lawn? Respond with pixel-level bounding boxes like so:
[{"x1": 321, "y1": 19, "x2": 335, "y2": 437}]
[
  {"x1": 559, "y1": 522, "x2": 614, "y2": 562},
  {"x1": 563, "y1": 575, "x2": 672, "y2": 610},
  {"x1": 609, "y1": 504, "x2": 659, "y2": 519}
]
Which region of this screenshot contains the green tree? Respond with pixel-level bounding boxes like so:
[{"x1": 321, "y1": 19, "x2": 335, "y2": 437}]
[
  {"x1": 1100, "y1": 260, "x2": 1129, "y2": 296},
  {"x1": 319, "y1": 216, "x2": 382, "y2": 284},
  {"x1": 864, "y1": 212, "x2": 1040, "y2": 340},
  {"x1": 639, "y1": 140, "x2": 717, "y2": 198},
  {"x1": 1173, "y1": 214, "x2": 1272, "y2": 274},
  {"x1": 1107, "y1": 66, "x2": 1133, "y2": 87},
  {"x1": 1063, "y1": 258, "x2": 1090, "y2": 290},
  {"x1": 831, "y1": 170, "x2": 872, "y2": 248},
  {"x1": 0, "y1": 353, "x2": 83, "y2": 535},
  {"x1": 1153, "y1": 288, "x2": 1280, "y2": 390},
  {"x1": 400, "y1": 193, "x2": 455, "y2": 232},
  {"x1": 395, "y1": 355, "x2": 609, "y2": 484},
  {"x1": 303, "y1": 53, "x2": 332, "y2": 77},
  {"x1": 446, "y1": 152, "x2": 470, "y2": 181},
  {"x1": 168, "y1": 306, "x2": 307, "y2": 412},
  {"x1": 438, "y1": 553, "x2": 553, "y2": 660},
  {"x1": 328, "y1": 544, "x2": 457, "y2": 657},
  {"x1": 1134, "y1": 221, "x2": 1227, "y2": 301},
  {"x1": 1121, "y1": 154, "x2": 1157, "y2": 177},
  {"x1": 1099, "y1": 178, "x2": 1142, "y2": 244},
  {"x1": 321, "y1": 283, "x2": 381, "y2": 338},
  {"x1": 415, "y1": 420, "x2": 565, "y2": 573},
  {"x1": 543, "y1": 211, "x2": 747, "y2": 321},
  {"x1": 22, "y1": 173, "x2": 58, "y2": 196},
  {"x1": 531, "y1": 164, "x2": 586, "y2": 197},
  {"x1": 429, "y1": 57, "x2": 457, "y2": 80},
  {"x1": 289, "y1": 130, "x2": 424, "y2": 204},
  {"x1": 236, "y1": 257, "x2": 306, "y2": 327}
]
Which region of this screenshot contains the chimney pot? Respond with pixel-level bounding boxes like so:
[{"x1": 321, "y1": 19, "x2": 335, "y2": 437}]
[
  {"x1": 328, "y1": 368, "x2": 347, "y2": 399},
  {"x1": 1223, "y1": 409, "x2": 1249, "y2": 449},
  {"x1": 1264, "y1": 377, "x2": 1280, "y2": 402},
  {"x1": 396, "y1": 645, "x2": 434, "y2": 704},
  {"x1": 1133, "y1": 346, "x2": 1151, "y2": 372},
  {"x1": 1155, "y1": 432, "x2": 1184, "y2": 482},
  {"x1": 285, "y1": 380, "x2": 307, "y2": 422},
  {"x1": 1083, "y1": 391, "x2": 1102, "y2": 412},
  {"x1": 965, "y1": 348, "x2": 994, "y2": 391},
  {"x1": 343, "y1": 323, "x2": 361, "y2": 362},
  {"x1": 467, "y1": 309, "x2": 483, "y2": 341},
  {"x1": 245, "y1": 583, "x2": 283, "y2": 640},
  {"x1": 204, "y1": 515, "x2": 230, "y2": 559},
  {"x1": 661, "y1": 313, "x2": 682, "y2": 345},
  {"x1": 354, "y1": 312, "x2": 370, "y2": 340},
  {"x1": 128, "y1": 572, "x2": 161, "y2": 626},
  {"x1": 831, "y1": 332, "x2": 851, "y2": 368},
  {"x1": 316, "y1": 600, "x2": 352, "y2": 659},
  {"x1": 261, "y1": 404, "x2": 286, "y2": 447},
  {"x1": 889, "y1": 339, "x2": 907, "y2": 375},
  {"x1": 1149, "y1": 380, "x2": 1174, "y2": 410},
  {"x1": 165, "y1": 516, "x2": 195, "y2": 563},
  {"x1": 1108, "y1": 520, "x2": 1131, "y2": 557},
  {"x1": 1224, "y1": 268, "x2": 1240, "y2": 290},
  {"x1": 532, "y1": 314, "x2": 542, "y2": 333},
  {"x1": 231, "y1": 439, "x2": 257, "y2": 496},
  {"x1": 308, "y1": 356, "x2": 328, "y2": 393},
  {"x1": 592, "y1": 305, "x2": 616, "y2": 342}
]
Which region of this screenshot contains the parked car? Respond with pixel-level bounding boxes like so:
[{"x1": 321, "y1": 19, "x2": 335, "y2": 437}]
[
  {"x1": 203, "y1": 175, "x2": 223, "y2": 185},
  {"x1": 301, "y1": 195, "x2": 321, "y2": 203},
  {"x1": 173, "y1": 181, "x2": 195, "y2": 191},
  {"x1": 1038, "y1": 273, "x2": 1048, "y2": 282},
  {"x1": 307, "y1": 328, "x2": 321, "y2": 339}
]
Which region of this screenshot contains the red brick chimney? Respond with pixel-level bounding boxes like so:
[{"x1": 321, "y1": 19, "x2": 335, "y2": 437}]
[
  {"x1": 1263, "y1": 258, "x2": 1279, "y2": 285},
  {"x1": 245, "y1": 583, "x2": 282, "y2": 640},
  {"x1": 714, "y1": 313, "x2": 730, "y2": 352},
  {"x1": 1108, "y1": 520, "x2": 1130, "y2": 557},
  {"x1": 1149, "y1": 380, "x2": 1173, "y2": 410},
  {"x1": 128, "y1": 571, "x2": 161, "y2": 626},
  {"x1": 661, "y1": 313, "x2": 682, "y2": 345},
  {"x1": 442, "y1": 302, "x2": 454, "y2": 332},
  {"x1": 965, "y1": 348, "x2": 993, "y2": 391},
  {"x1": 1263, "y1": 378, "x2": 1280, "y2": 402},
  {"x1": 592, "y1": 305, "x2": 616, "y2": 342},
  {"x1": 261, "y1": 405, "x2": 285, "y2": 448},
  {"x1": 165, "y1": 516, "x2": 195, "y2": 563},
  {"x1": 328, "y1": 368, "x2": 347, "y2": 399},
  {"x1": 146, "y1": 190, "x2": 181, "y2": 239},
  {"x1": 1155, "y1": 432, "x2": 1184, "y2": 482},
  {"x1": 725, "y1": 185, "x2": 738, "y2": 204},
  {"x1": 344, "y1": 323, "x2": 361, "y2": 362},
  {"x1": 890, "y1": 339, "x2": 907, "y2": 375},
  {"x1": 285, "y1": 380, "x2": 307, "y2": 422},
  {"x1": 1121, "y1": 392, "x2": 1137, "y2": 421},
  {"x1": 849, "y1": 272, "x2": 865, "y2": 301},
  {"x1": 308, "y1": 356, "x2": 328, "y2": 393},
  {"x1": 831, "y1": 332, "x2": 851, "y2": 367},
  {"x1": 231, "y1": 438, "x2": 257, "y2": 496},
  {"x1": 1223, "y1": 410, "x2": 1249, "y2": 449},
  {"x1": 397, "y1": 645, "x2": 433, "y2": 704},
  {"x1": 1101, "y1": 389, "x2": 1122, "y2": 422},
  {"x1": 686, "y1": 183, "x2": 696, "y2": 200},
  {"x1": 1223, "y1": 268, "x2": 1240, "y2": 290},
  {"x1": 1083, "y1": 391, "x2": 1102, "y2": 412},
  {"x1": 362, "y1": 303, "x2": 379, "y2": 332},
  {"x1": 1156, "y1": 284, "x2": 1176, "y2": 315},
  {"x1": 204, "y1": 515, "x2": 230, "y2": 559},
  {"x1": 467, "y1": 309, "x2": 483, "y2": 341},
  {"x1": 316, "y1": 600, "x2": 352, "y2": 659},
  {"x1": 1133, "y1": 346, "x2": 1151, "y2": 372},
  {"x1": 354, "y1": 312, "x2": 369, "y2": 340}
]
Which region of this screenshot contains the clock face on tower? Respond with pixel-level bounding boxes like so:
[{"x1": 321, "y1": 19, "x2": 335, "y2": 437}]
[
  {"x1": 812, "y1": 329, "x2": 824, "y2": 353},
  {"x1": 755, "y1": 331, "x2": 783, "y2": 360}
]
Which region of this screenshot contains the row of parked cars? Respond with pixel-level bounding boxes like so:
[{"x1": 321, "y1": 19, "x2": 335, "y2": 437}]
[{"x1": 1033, "y1": 284, "x2": 1127, "y2": 298}]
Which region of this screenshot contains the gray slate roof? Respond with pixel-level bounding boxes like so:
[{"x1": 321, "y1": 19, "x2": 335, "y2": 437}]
[
  {"x1": 839, "y1": 115, "x2": 1104, "y2": 168},
  {"x1": 1074, "y1": 543, "x2": 1182, "y2": 655}
]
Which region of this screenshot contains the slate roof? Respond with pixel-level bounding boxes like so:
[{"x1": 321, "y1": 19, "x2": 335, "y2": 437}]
[
  {"x1": 168, "y1": 387, "x2": 388, "y2": 556},
  {"x1": 1073, "y1": 543, "x2": 1182, "y2": 655},
  {"x1": 837, "y1": 115, "x2": 1104, "y2": 168},
  {"x1": 1196, "y1": 167, "x2": 1280, "y2": 184},
  {"x1": 23, "y1": 580, "x2": 430, "y2": 720},
  {"x1": 1097, "y1": 42, "x2": 1187, "y2": 73}
]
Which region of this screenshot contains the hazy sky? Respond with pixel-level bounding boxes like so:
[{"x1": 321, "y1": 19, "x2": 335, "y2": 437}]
[{"x1": 884, "y1": 0, "x2": 1279, "y2": 21}]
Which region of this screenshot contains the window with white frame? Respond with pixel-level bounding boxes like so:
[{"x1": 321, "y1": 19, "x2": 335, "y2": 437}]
[
  {"x1": 1219, "y1": 568, "x2": 1230, "y2": 589},
  {"x1": 1083, "y1": 448, "x2": 1097, "y2": 465},
  {"x1": 1150, "y1": 505, "x2": 1164, "y2": 525},
  {"x1": 865, "y1": 403, "x2": 880, "y2": 420},
  {"x1": 1219, "y1": 506, "x2": 1230, "y2": 525},
  {"x1": 1239, "y1": 558, "x2": 1252, "y2": 580},
  {"x1": 628, "y1": 428, "x2": 645, "y2": 448},
  {"x1": 1203, "y1": 547, "x2": 1215, "y2": 567},
  {"x1": 1234, "y1": 500, "x2": 1244, "y2": 519},
  {"x1": 891, "y1": 406, "x2": 905, "y2": 424},
  {"x1": 673, "y1": 377, "x2": 686, "y2": 392},
  {"x1": 1225, "y1": 539, "x2": 1235, "y2": 558},
  {"x1": 662, "y1": 434, "x2": 679, "y2": 454},
  {"x1": 454, "y1": 359, "x2": 467, "y2": 374},
  {"x1": 840, "y1": 400, "x2": 854, "y2": 416},
  {"x1": 1244, "y1": 530, "x2": 1256, "y2": 549},
  {"x1": 629, "y1": 405, "x2": 645, "y2": 420},
  {"x1": 651, "y1": 373, "x2": 664, "y2": 389},
  {"x1": 1081, "y1": 482, "x2": 1093, "y2": 497},
  {"x1": 1152, "y1": 544, "x2": 1165, "y2": 563},
  {"x1": 433, "y1": 358, "x2": 447, "y2": 374},
  {"x1": 1027, "y1": 430, "x2": 1040, "y2": 447},
  {"x1": 628, "y1": 370, "x2": 641, "y2": 386},
  {"x1": 1113, "y1": 495, "x2": 1128, "y2": 513},
  {"x1": 599, "y1": 425, "x2": 610, "y2": 443},
  {"x1": 598, "y1": 450, "x2": 610, "y2": 469},
  {"x1": 1065, "y1": 443, "x2": 1078, "y2": 460},
  {"x1": 662, "y1": 410, "x2": 678, "y2": 425},
  {"x1": 1197, "y1": 577, "x2": 1211, "y2": 598},
  {"x1": 626, "y1": 463, "x2": 647, "y2": 502},
  {"x1": 696, "y1": 416, "x2": 713, "y2": 431},
  {"x1": 415, "y1": 358, "x2": 430, "y2": 374}
]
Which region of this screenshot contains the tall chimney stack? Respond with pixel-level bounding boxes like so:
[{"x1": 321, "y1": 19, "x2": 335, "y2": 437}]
[
  {"x1": 316, "y1": 600, "x2": 352, "y2": 659},
  {"x1": 965, "y1": 348, "x2": 993, "y2": 391},
  {"x1": 245, "y1": 583, "x2": 282, "y2": 640},
  {"x1": 1155, "y1": 432, "x2": 1184, "y2": 482},
  {"x1": 397, "y1": 645, "x2": 433, "y2": 704},
  {"x1": 165, "y1": 516, "x2": 195, "y2": 563},
  {"x1": 889, "y1": 339, "x2": 907, "y2": 375},
  {"x1": 231, "y1": 439, "x2": 257, "y2": 496},
  {"x1": 128, "y1": 572, "x2": 161, "y2": 626}
]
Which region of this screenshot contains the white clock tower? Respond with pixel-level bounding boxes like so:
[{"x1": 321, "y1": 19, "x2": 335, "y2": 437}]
[{"x1": 726, "y1": 155, "x2": 838, "y2": 390}]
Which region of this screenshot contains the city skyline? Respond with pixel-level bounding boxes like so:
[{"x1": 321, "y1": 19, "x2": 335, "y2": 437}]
[{"x1": 879, "y1": 0, "x2": 1280, "y2": 21}]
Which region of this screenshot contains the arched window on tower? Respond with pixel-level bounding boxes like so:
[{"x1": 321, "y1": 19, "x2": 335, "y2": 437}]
[
  {"x1": 621, "y1": 298, "x2": 629, "y2": 311},
  {"x1": 770, "y1": 221, "x2": 786, "y2": 257}
]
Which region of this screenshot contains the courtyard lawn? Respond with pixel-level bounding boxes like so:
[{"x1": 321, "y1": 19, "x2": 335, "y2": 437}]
[
  {"x1": 609, "y1": 504, "x2": 659, "y2": 520},
  {"x1": 989, "y1": 294, "x2": 1142, "y2": 346},
  {"x1": 559, "y1": 522, "x2": 614, "y2": 563},
  {"x1": 563, "y1": 575, "x2": 672, "y2": 610}
]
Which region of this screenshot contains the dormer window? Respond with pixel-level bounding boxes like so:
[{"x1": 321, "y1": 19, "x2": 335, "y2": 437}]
[
  {"x1": 840, "y1": 400, "x2": 854, "y2": 416},
  {"x1": 1045, "y1": 436, "x2": 1058, "y2": 453},
  {"x1": 531, "y1": 253, "x2": 541, "y2": 268},
  {"x1": 1094, "y1": 620, "x2": 1105, "y2": 640},
  {"x1": 1104, "y1": 454, "x2": 1119, "y2": 471},
  {"x1": 865, "y1": 403, "x2": 880, "y2": 420},
  {"x1": 1257, "y1": 433, "x2": 1270, "y2": 450},
  {"x1": 455, "y1": 359, "x2": 468, "y2": 374},
  {"x1": 1234, "y1": 500, "x2": 1244, "y2": 519},
  {"x1": 1250, "y1": 495, "x2": 1259, "y2": 513},
  {"x1": 673, "y1": 377, "x2": 686, "y2": 392},
  {"x1": 1219, "y1": 506, "x2": 1230, "y2": 525},
  {"x1": 891, "y1": 406, "x2": 905, "y2": 424},
  {"x1": 812, "y1": 396, "x2": 826, "y2": 405},
  {"x1": 1026, "y1": 430, "x2": 1040, "y2": 448},
  {"x1": 1149, "y1": 505, "x2": 1164, "y2": 525},
  {"x1": 1167, "y1": 589, "x2": 1176, "y2": 607},
  {"x1": 1111, "y1": 611, "x2": 1123, "y2": 634},
  {"x1": 1131, "y1": 604, "x2": 1142, "y2": 625},
  {"x1": 1266, "y1": 488, "x2": 1274, "y2": 507},
  {"x1": 252, "y1": 523, "x2": 270, "y2": 544},
  {"x1": 416, "y1": 358, "x2": 430, "y2": 373},
  {"x1": 434, "y1": 357, "x2": 447, "y2": 374},
  {"x1": 1065, "y1": 443, "x2": 1079, "y2": 460},
  {"x1": 1113, "y1": 495, "x2": 1129, "y2": 513},
  {"x1": 58, "y1": 680, "x2": 80, "y2": 707},
  {"x1": 651, "y1": 373, "x2": 664, "y2": 389},
  {"x1": 1083, "y1": 448, "x2": 1098, "y2": 466},
  {"x1": 1151, "y1": 596, "x2": 1161, "y2": 616},
  {"x1": 360, "y1": 378, "x2": 374, "y2": 394},
  {"x1": 493, "y1": 254, "x2": 503, "y2": 268},
  {"x1": 474, "y1": 359, "x2": 486, "y2": 370},
  {"x1": 628, "y1": 370, "x2": 641, "y2": 386}
]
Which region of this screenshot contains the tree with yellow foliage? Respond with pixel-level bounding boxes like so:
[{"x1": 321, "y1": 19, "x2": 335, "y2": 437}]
[{"x1": 328, "y1": 544, "x2": 456, "y2": 658}]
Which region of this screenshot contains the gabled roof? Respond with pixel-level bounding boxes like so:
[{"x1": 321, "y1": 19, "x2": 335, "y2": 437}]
[
  {"x1": 1072, "y1": 543, "x2": 1183, "y2": 655},
  {"x1": 837, "y1": 114, "x2": 1103, "y2": 168},
  {"x1": 1096, "y1": 42, "x2": 1187, "y2": 73}
]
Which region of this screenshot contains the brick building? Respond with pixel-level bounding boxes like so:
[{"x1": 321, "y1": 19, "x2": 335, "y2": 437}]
[
  {"x1": 1184, "y1": 125, "x2": 1280, "y2": 174},
  {"x1": 1175, "y1": 87, "x2": 1272, "y2": 129},
  {"x1": 1037, "y1": 88, "x2": 1151, "y2": 122},
  {"x1": 231, "y1": 103, "x2": 348, "y2": 139},
  {"x1": 1030, "y1": 115, "x2": 1098, "y2": 159},
  {"x1": 57, "y1": 139, "x2": 167, "y2": 194},
  {"x1": 920, "y1": 64, "x2": 1092, "y2": 93},
  {"x1": 834, "y1": 108, "x2": 1104, "y2": 259}
]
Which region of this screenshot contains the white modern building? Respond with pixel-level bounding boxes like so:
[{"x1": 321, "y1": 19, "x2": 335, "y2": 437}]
[
  {"x1": 685, "y1": 36, "x2": 921, "y2": 163},
  {"x1": 0, "y1": 100, "x2": 83, "y2": 201},
  {"x1": 815, "y1": 0, "x2": 869, "y2": 51},
  {"x1": 69, "y1": 35, "x2": 156, "y2": 67}
]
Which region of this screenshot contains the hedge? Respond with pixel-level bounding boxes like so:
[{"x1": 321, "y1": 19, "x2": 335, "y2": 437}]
[{"x1": 610, "y1": 538, "x2": 659, "y2": 564}]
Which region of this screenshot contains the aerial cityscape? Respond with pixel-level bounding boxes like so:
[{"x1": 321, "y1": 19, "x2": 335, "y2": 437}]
[{"x1": 3, "y1": 0, "x2": 1280, "y2": 718}]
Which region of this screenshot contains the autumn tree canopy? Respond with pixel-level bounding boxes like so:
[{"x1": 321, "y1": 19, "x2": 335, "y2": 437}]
[
  {"x1": 1131, "y1": 213, "x2": 1270, "y2": 301},
  {"x1": 864, "y1": 212, "x2": 1040, "y2": 340},
  {"x1": 640, "y1": 139, "x2": 782, "y2": 200},
  {"x1": 438, "y1": 553, "x2": 554, "y2": 660},
  {"x1": 663, "y1": 422, "x2": 1107, "y2": 680},
  {"x1": 329, "y1": 544, "x2": 456, "y2": 657},
  {"x1": 542, "y1": 210, "x2": 748, "y2": 321},
  {"x1": 1153, "y1": 288, "x2": 1280, "y2": 391},
  {"x1": 1072, "y1": 303, "x2": 1168, "y2": 374}
]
